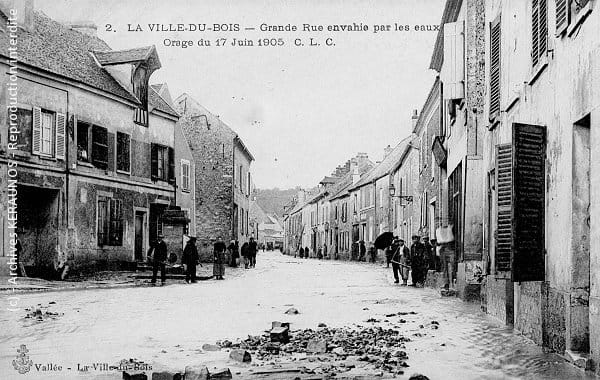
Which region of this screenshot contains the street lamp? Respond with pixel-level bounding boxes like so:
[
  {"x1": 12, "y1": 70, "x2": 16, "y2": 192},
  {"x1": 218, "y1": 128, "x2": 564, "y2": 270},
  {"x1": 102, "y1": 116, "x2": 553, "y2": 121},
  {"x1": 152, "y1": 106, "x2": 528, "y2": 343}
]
[{"x1": 388, "y1": 183, "x2": 413, "y2": 203}]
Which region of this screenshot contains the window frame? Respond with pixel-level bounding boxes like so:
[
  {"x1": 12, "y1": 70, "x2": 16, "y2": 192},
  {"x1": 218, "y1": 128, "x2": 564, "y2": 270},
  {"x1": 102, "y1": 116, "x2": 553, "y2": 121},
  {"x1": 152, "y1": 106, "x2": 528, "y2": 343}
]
[
  {"x1": 181, "y1": 159, "x2": 191, "y2": 192},
  {"x1": 39, "y1": 110, "x2": 55, "y2": 157},
  {"x1": 116, "y1": 131, "x2": 131, "y2": 174}
]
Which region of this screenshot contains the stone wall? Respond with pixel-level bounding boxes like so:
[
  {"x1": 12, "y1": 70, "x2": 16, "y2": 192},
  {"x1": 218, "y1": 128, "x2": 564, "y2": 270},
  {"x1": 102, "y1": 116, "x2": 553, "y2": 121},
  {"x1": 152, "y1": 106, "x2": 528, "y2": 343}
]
[{"x1": 515, "y1": 282, "x2": 543, "y2": 345}]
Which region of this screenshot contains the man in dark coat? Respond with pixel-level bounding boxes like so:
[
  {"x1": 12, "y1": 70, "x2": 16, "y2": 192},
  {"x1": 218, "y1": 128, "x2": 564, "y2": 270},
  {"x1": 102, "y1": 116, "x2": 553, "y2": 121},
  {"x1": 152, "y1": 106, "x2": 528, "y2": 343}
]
[
  {"x1": 241, "y1": 242, "x2": 249, "y2": 269},
  {"x1": 182, "y1": 237, "x2": 200, "y2": 283},
  {"x1": 248, "y1": 237, "x2": 258, "y2": 268},
  {"x1": 410, "y1": 235, "x2": 428, "y2": 287},
  {"x1": 299, "y1": 247, "x2": 305, "y2": 258},
  {"x1": 228, "y1": 240, "x2": 239, "y2": 267},
  {"x1": 359, "y1": 240, "x2": 366, "y2": 262},
  {"x1": 213, "y1": 236, "x2": 227, "y2": 279},
  {"x1": 148, "y1": 235, "x2": 168, "y2": 285}
]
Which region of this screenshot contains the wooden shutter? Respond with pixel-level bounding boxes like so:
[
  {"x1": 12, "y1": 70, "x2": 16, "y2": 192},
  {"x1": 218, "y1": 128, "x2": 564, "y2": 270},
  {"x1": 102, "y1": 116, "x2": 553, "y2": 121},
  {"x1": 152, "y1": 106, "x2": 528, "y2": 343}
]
[
  {"x1": 532, "y1": 0, "x2": 548, "y2": 67},
  {"x1": 151, "y1": 143, "x2": 158, "y2": 180},
  {"x1": 55, "y1": 112, "x2": 66, "y2": 160},
  {"x1": 168, "y1": 147, "x2": 175, "y2": 183},
  {"x1": 442, "y1": 21, "x2": 465, "y2": 100},
  {"x1": 32, "y1": 106, "x2": 42, "y2": 155},
  {"x1": 555, "y1": 0, "x2": 569, "y2": 36},
  {"x1": 489, "y1": 17, "x2": 501, "y2": 119},
  {"x1": 109, "y1": 199, "x2": 123, "y2": 246},
  {"x1": 512, "y1": 123, "x2": 546, "y2": 282},
  {"x1": 495, "y1": 144, "x2": 512, "y2": 273},
  {"x1": 91, "y1": 125, "x2": 108, "y2": 169}
]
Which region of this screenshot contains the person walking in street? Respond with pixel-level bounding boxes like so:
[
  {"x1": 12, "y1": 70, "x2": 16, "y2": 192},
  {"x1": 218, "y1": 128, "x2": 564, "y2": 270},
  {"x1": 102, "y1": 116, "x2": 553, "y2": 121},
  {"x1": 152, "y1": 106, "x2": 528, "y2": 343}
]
[
  {"x1": 304, "y1": 246, "x2": 310, "y2": 259},
  {"x1": 410, "y1": 235, "x2": 428, "y2": 287},
  {"x1": 241, "y1": 241, "x2": 249, "y2": 269},
  {"x1": 299, "y1": 246, "x2": 305, "y2": 258},
  {"x1": 228, "y1": 240, "x2": 239, "y2": 267},
  {"x1": 148, "y1": 234, "x2": 168, "y2": 285},
  {"x1": 182, "y1": 237, "x2": 200, "y2": 283},
  {"x1": 213, "y1": 236, "x2": 227, "y2": 280},
  {"x1": 248, "y1": 237, "x2": 258, "y2": 268},
  {"x1": 359, "y1": 240, "x2": 366, "y2": 262},
  {"x1": 385, "y1": 243, "x2": 393, "y2": 268},
  {"x1": 390, "y1": 238, "x2": 411, "y2": 285},
  {"x1": 422, "y1": 236, "x2": 435, "y2": 271}
]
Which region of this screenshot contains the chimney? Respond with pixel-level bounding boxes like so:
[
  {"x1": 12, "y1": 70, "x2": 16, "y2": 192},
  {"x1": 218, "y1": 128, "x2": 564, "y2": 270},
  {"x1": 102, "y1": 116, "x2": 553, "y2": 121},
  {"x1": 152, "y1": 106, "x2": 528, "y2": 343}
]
[
  {"x1": 351, "y1": 159, "x2": 360, "y2": 185},
  {"x1": 297, "y1": 189, "x2": 306, "y2": 204},
  {"x1": 411, "y1": 109, "x2": 419, "y2": 131},
  {"x1": 383, "y1": 144, "x2": 393, "y2": 158},
  {"x1": 67, "y1": 21, "x2": 98, "y2": 37},
  {"x1": 1, "y1": 0, "x2": 34, "y2": 32}
]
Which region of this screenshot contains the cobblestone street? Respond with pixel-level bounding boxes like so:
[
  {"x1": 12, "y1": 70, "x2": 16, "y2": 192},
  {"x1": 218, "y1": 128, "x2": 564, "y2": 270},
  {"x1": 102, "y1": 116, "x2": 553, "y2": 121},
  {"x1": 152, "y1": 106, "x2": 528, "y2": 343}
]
[{"x1": 0, "y1": 251, "x2": 593, "y2": 379}]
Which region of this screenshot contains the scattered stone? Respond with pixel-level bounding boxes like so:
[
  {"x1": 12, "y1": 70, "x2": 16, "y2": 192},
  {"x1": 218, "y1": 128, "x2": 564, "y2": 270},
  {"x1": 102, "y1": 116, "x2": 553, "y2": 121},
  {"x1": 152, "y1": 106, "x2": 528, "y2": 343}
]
[
  {"x1": 399, "y1": 319, "x2": 407, "y2": 323},
  {"x1": 441, "y1": 289, "x2": 457, "y2": 297},
  {"x1": 385, "y1": 313, "x2": 396, "y2": 317},
  {"x1": 318, "y1": 322, "x2": 327, "y2": 328},
  {"x1": 151, "y1": 372, "x2": 182, "y2": 380},
  {"x1": 184, "y1": 364, "x2": 210, "y2": 380},
  {"x1": 229, "y1": 349, "x2": 252, "y2": 363},
  {"x1": 201, "y1": 343, "x2": 220, "y2": 351},
  {"x1": 270, "y1": 326, "x2": 290, "y2": 344},
  {"x1": 122, "y1": 371, "x2": 147, "y2": 380},
  {"x1": 431, "y1": 321, "x2": 439, "y2": 325},
  {"x1": 365, "y1": 318, "x2": 380, "y2": 323},
  {"x1": 284, "y1": 307, "x2": 299, "y2": 315},
  {"x1": 306, "y1": 338, "x2": 328, "y2": 353},
  {"x1": 363, "y1": 307, "x2": 369, "y2": 310},
  {"x1": 408, "y1": 374, "x2": 430, "y2": 380},
  {"x1": 209, "y1": 368, "x2": 232, "y2": 379},
  {"x1": 332, "y1": 347, "x2": 346, "y2": 356}
]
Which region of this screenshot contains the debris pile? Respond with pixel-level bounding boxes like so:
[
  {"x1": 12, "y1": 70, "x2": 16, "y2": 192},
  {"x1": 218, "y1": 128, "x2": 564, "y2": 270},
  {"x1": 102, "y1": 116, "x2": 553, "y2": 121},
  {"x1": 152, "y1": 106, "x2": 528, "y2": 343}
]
[
  {"x1": 23, "y1": 303, "x2": 63, "y2": 322},
  {"x1": 220, "y1": 324, "x2": 413, "y2": 376}
]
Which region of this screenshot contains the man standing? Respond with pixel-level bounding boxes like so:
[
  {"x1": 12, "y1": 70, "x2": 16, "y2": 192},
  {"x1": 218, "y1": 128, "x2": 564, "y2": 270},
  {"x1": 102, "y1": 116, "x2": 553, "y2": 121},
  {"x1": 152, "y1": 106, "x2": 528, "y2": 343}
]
[
  {"x1": 359, "y1": 240, "x2": 366, "y2": 262},
  {"x1": 391, "y1": 238, "x2": 411, "y2": 285},
  {"x1": 410, "y1": 235, "x2": 427, "y2": 287},
  {"x1": 182, "y1": 237, "x2": 199, "y2": 283},
  {"x1": 148, "y1": 234, "x2": 168, "y2": 285},
  {"x1": 213, "y1": 236, "x2": 227, "y2": 280},
  {"x1": 248, "y1": 237, "x2": 258, "y2": 268}
]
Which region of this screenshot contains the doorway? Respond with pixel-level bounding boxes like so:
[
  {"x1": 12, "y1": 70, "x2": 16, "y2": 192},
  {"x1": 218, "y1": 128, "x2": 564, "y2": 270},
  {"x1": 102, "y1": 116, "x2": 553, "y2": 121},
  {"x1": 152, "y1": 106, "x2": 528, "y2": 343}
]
[{"x1": 134, "y1": 211, "x2": 146, "y2": 261}]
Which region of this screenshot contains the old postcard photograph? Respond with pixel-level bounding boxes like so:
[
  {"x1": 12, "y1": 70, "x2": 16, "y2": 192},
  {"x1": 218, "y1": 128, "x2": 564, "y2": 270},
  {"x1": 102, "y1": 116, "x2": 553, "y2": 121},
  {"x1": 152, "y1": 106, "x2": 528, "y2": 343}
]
[{"x1": 0, "y1": 0, "x2": 599, "y2": 379}]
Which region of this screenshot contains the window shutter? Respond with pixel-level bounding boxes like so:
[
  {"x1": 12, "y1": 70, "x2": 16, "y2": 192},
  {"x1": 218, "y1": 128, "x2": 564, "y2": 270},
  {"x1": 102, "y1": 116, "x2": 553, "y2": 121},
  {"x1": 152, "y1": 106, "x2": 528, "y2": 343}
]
[
  {"x1": 168, "y1": 147, "x2": 175, "y2": 184},
  {"x1": 495, "y1": 144, "x2": 512, "y2": 273},
  {"x1": 55, "y1": 112, "x2": 66, "y2": 160},
  {"x1": 532, "y1": 0, "x2": 548, "y2": 67},
  {"x1": 555, "y1": 0, "x2": 569, "y2": 36},
  {"x1": 489, "y1": 17, "x2": 501, "y2": 119},
  {"x1": 512, "y1": 123, "x2": 546, "y2": 282},
  {"x1": 32, "y1": 106, "x2": 42, "y2": 155},
  {"x1": 442, "y1": 21, "x2": 465, "y2": 100},
  {"x1": 109, "y1": 199, "x2": 123, "y2": 246},
  {"x1": 151, "y1": 144, "x2": 158, "y2": 180}
]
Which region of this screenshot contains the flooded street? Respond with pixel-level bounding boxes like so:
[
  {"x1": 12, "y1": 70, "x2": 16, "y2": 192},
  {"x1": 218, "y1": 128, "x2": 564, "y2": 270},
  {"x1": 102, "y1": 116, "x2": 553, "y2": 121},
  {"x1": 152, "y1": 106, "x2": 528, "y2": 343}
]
[{"x1": 0, "y1": 251, "x2": 594, "y2": 379}]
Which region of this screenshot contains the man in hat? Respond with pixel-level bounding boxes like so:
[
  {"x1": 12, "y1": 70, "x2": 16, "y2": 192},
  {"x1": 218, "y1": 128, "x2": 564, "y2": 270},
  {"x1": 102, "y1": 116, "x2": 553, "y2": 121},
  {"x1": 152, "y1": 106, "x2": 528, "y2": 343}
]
[
  {"x1": 182, "y1": 236, "x2": 200, "y2": 283},
  {"x1": 410, "y1": 235, "x2": 427, "y2": 287},
  {"x1": 148, "y1": 234, "x2": 168, "y2": 285}
]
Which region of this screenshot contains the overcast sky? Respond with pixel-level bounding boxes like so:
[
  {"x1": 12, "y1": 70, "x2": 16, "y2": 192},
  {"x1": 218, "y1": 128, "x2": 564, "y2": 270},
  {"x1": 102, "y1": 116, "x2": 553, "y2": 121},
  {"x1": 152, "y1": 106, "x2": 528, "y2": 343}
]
[{"x1": 36, "y1": 0, "x2": 444, "y2": 189}]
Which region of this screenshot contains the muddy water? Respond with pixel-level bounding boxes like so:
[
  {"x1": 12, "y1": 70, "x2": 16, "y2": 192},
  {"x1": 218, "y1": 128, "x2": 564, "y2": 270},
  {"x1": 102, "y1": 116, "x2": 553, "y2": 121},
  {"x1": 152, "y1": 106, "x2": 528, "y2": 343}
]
[{"x1": 0, "y1": 252, "x2": 594, "y2": 379}]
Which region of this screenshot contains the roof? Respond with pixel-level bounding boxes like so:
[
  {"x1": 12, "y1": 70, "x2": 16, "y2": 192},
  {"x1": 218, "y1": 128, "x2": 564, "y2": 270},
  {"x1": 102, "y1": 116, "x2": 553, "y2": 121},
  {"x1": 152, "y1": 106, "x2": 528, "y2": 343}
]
[
  {"x1": 348, "y1": 137, "x2": 411, "y2": 191},
  {"x1": 413, "y1": 78, "x2": 441, "y2": 134},
  {"x1": 429, "y1": 0, "x2": 463, "y2": 72},
  {"x1": 234, "y1": 135, "x2": 255, "y2": 162},
  {"x1": 0, "y1": 11, "x2": 137, "y2": 103},
  {"x1": 319, "y1": 176, "x2": 340, "y2": 185},
  {"x1": 329, "y1": 159, "x2": 375, "y2": 200},
  {"x1": 93, "y1": 46, "x2": 157, "y2": 65},
  {"x1": 0, "y1": 11, "x2": 177, "y2": 117},
  {"x1": 149, "y1": 86, "x2": 179, "y2": 117}
]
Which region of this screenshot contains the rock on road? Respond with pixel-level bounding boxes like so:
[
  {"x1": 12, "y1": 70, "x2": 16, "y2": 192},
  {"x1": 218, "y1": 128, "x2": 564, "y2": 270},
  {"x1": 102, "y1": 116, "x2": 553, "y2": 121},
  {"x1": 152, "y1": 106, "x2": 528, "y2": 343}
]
[{"x1": 0, "y1": 251, "x2": 593, "y2": 379}]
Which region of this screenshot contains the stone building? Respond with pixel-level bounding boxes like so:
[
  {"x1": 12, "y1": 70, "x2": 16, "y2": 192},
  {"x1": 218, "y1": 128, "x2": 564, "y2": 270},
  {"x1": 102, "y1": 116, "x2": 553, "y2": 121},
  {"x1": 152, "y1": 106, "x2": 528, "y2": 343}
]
[
  {"x1": 429, "y1": 0, "x2": 487, "y2": 301},
  {"x1": 479, "y1": 0, "x2": 599, "y2": 371},
  {"x1": 0, "y1": 2, "x2": 181, "y2": 276},
  {"x1": 174, "y1": 93, "x2": 254, "y2": 260}
]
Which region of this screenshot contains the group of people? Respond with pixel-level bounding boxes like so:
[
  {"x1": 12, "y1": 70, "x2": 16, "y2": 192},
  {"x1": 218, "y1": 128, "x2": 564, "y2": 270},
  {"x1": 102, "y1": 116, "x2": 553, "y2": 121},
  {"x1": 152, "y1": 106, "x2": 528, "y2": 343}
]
[
  {"x1": 386, "y1": 235, "x2": 438, "y2": 287},
  {"x1": 147, "y1": 235, "x2": 259, "y2": 285}
]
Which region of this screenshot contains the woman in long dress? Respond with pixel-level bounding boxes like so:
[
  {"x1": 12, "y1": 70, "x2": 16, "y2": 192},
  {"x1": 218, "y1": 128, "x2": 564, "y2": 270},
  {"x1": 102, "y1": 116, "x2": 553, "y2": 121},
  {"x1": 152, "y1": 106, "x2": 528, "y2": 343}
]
[{"x1": 213, "y1": 237, "x2": 227, "y2": 280}]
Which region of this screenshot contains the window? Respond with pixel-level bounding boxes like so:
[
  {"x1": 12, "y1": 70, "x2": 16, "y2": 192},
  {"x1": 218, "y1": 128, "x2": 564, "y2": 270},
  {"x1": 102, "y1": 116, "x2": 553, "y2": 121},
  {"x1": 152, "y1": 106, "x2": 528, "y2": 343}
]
[
  {"x1": 239, "y1": 165, "x2": 243, "y2": 189},
  {"x1": 379, "y1": 187, "x2": 384, "y2": 208},
  {"x1": 31, "y1": 107, "x2": 66, "y2": 159},
  {"x1": 77, "y1": 121, "x2": 91, "y2": 162},
  {"x1": 489, "y1": 16, "x2": 501, "y2": 119},
  {"x1": 556, "y1": 0, "x2": 592, "y2": 36},
  {"x1": 151, "y1": 144, "x2": 174, "y2": 182},
  {"x1": 531, "y1": 0, "x2": 548, "y2": 68},
  {"x1": 247, "y1": 172, "x2": 251, "y2": 196},
  {"x1": 181, "y1": 159, "x2": 191, "y2": 192},
  {"x1": 116, "y1": 132, "x2": 131, "y2": 173},
  {"x1": 40, "y1": 111, "x2": 53, "y2": 155},
  {"x1": 97, "y1": 196, "x2": 123, "y2": 246},
  {"x1": 442, "y1": 21, "x2": 465, "y2": 100},
  {"x1": 92, "y1": 125, "x2": 109, "y2": 169}
]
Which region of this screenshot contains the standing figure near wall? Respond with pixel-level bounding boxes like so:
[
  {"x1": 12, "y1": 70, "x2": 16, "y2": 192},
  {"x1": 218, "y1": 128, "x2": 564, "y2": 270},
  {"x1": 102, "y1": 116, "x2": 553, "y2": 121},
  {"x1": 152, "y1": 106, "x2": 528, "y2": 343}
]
[{"x1": 213, "y1": 236, "x2": 227, "y2": 280}]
